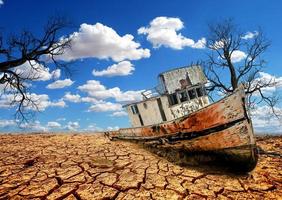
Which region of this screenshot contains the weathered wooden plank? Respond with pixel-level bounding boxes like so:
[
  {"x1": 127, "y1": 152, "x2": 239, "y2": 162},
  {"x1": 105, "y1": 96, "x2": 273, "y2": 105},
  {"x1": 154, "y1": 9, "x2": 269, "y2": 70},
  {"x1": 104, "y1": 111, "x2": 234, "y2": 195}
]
[
  {"x1": 140, "y1": 120, "x2": 257, "y2": 171},
  {"x1": 152, "y1": 120, "x2": 253, "y2": 152}
]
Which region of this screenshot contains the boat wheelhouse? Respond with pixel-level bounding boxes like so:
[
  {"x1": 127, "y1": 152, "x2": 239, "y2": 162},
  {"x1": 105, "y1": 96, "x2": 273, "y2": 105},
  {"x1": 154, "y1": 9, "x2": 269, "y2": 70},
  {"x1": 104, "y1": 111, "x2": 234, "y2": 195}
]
[{"x1": 124, "y1": 65, "x2": 210, "y2": 127}]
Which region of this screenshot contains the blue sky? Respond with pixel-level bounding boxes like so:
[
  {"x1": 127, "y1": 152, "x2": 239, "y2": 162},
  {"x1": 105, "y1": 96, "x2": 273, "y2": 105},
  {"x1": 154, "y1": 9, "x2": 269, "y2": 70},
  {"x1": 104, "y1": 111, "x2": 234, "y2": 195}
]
[{"x1": 0, "y1": 0, "x2": 282, "y2": 133}]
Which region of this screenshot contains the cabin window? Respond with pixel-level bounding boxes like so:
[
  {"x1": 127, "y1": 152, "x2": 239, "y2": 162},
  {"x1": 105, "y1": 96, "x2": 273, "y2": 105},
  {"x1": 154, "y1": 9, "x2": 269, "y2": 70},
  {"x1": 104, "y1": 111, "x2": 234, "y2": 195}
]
[
  {"x1": 143, "y1": 102, "x2": 147, "y2": 109},
  {"x1": 168, "y1": 93, "x2": 178, "y2": 106},
  {"x1": 196, "y1": 87, "x2": 204, "y2": 97},
  {"x1": 179, "y1": 90, "x2": 188, "y2": 102},
  {"x1": 188, "y1": 89, "x2": 196, "y2": 100},
  {"x1": 202, "y1": 87, "x2": 207, "y2": 95},
  {"x1": 131, "y1": 104, "x2": 139, "y2": 114}
]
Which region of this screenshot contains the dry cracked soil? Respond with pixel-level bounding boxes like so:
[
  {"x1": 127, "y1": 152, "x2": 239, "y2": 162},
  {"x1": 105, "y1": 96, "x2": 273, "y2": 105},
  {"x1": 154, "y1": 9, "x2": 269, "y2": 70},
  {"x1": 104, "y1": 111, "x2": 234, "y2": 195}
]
[{"x1": 0, "y1": 133, "x2": 281, "y2": 200}]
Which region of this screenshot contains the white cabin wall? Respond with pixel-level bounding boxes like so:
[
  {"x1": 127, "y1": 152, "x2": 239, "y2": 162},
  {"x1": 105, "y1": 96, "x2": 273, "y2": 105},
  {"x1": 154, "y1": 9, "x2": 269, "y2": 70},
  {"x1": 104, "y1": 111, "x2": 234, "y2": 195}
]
[
  {"x1": 159, "y1": 96, "x2": 174, "y2": 121},
  {"x1": 126, "y1": 106, "x2": 141, "y2": 127},
  {"x1": 126, "y1": 99, "x2": 164, "y2": 127},
  {"x1": 137, "y1": 100, "x2": 163, "y2": 126}
]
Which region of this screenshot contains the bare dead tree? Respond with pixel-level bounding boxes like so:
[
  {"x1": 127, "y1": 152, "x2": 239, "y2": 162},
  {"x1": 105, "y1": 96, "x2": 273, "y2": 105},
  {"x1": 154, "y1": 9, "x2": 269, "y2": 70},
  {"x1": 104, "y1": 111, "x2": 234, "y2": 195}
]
[
  {"x1": 203, "y1": 19, "x2": 280, "y2": 117},
  {"x1": 0, "y1": 16, "x2": 71, "y2": 122}
]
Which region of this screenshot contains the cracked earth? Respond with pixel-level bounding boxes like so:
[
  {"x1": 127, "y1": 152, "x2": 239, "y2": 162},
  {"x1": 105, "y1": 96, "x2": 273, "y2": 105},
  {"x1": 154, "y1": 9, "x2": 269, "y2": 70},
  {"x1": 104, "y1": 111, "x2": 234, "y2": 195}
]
[{"x1": 0, "y1": 134, "x2": 281, "y2": 200}]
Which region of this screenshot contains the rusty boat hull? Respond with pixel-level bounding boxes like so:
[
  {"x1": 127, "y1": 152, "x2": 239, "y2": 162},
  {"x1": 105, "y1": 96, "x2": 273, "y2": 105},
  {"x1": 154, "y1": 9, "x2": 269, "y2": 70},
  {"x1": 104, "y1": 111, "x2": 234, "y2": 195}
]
[{"x1": 106, "y1": 87, "x2": 258, "y2": 172}]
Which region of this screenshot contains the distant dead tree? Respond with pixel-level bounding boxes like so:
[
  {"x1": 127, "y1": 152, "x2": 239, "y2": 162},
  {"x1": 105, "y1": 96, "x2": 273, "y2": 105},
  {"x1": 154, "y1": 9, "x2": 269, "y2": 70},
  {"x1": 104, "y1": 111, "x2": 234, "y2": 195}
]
[
  {"x1": 0, "y1": 16, "x2": 71, "y2": 121},
  {"x1": 203, "y1": 19, "x2": 280, "y2": 116}
]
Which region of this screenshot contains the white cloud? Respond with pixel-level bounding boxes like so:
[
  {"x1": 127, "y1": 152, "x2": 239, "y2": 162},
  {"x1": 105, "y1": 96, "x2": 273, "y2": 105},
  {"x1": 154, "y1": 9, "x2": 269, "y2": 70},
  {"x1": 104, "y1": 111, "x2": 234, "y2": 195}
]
[
  {"x1": 32, "y1": 94, "x2": 66, "y2": 111},
  {"x1": 0, "y1": 0, "x2": 3, "y2": 6},
  {"x1": 258, "y1": 72, "x2": 282, "y2": 87},
  {"x1": 46, "y1": 79, "x2": 74, "y2": 89},
  {"x1": 191, "y1": 38, "x2": 206, "y2": 49},
  {"x1": 93, "y1": 61, "x2": 134, "y2": 77},
  {"x1": 0, "y1": 94, "x2": 14, "y2": 108},
  {"x1": 80, "y1": 96, "x2": 99, "y2": 104},
  {"x1": 57, "y1": 23, "x2": 150, "y2": 62},
  {"x1": 78, "y1": 80, "x2": 143, "y2": 102},
  {"x1": 0, "y1": 93, "x2": 66, "y2": 111},
  {"x1": 49, "y1": 100, "x2": 66, "y2": 108},
  {"x1": 63, "y1": 92, "x2": 81, "y2": 103},
  {"x1": 138, "y1": 16, "x2": 206, "y2": 49},
  {"x1": 56, "y1": 117, "x2": 66, "y2": 121},
  {"x1": 241, "y1": 31, "x2": 258, "y2": 40},
  {"x1": 0, "y1": 119, "x2": 16, "y2": 128},
  {"x1": 19, "y1": 120, "x2": 48, "y2": 132},
  {"x1": 251, "y1": 105, "x2": 282, "y2": 133},
  {"x1": 52, "y1": 69, "x2": 61, "y2": 79},
  {"x1": 248, "y1": 72, "x2": 282, "y2": 97},
  {"x1": 84, "y1": 123, "x2": 103, "y2": 132},
  {"x1": 47, "y1": 121, "x2": 61, "y2": 128},
  {"x1": 107, "y1": 126, "x2": 119, "y2": 131},
  {"x1": 211, "y1": 39, "x2": 246, "y2": 63},
  {"x1": 26, "y1": 94, "x2": 66, "y2": 111},
  {"x1": 110, "y1": 111, "x2": 128, "y2": 117},
  {"x1": 62, "y1": 92, "x2": 101, "y2": 104},
  {"x1": 210, "y1": 40, "x2": 225, "y2": 49},
  {"x1": 66, "y1": 121, "x2": 80, "y2": 131},
  {"x1": 88, "y1": 101, "x2": 122, "y2": 112},
  {"x1": 15, "y1": 61, "x2": 59, "y2": 81},
  {"x1": 230, "y1": 50, "x2": 247, "y2": 63}
]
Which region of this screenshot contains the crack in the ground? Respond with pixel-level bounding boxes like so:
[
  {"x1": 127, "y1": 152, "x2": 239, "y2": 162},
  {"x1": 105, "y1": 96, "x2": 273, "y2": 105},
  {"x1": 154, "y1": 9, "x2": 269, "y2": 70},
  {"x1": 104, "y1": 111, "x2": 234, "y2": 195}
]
[{"x1": 0, "y1": 134, "x2": 281, "y2": 199}]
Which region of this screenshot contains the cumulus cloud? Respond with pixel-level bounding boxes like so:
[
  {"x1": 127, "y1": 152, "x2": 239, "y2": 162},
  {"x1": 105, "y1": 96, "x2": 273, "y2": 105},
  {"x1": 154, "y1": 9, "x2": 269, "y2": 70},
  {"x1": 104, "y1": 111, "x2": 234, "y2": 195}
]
[
  {"x1": 93, "y1": 61, "x2": 134, "y2": 77},
  {"x1": 84, "y1": 123, "x2": 103, "y2": 132},
  {"x1": 0, "y1": 0, "x2": 3, "y2": 6},
  {"x1": 241, "y1": 31, "x2": 259, "y2": 40},
  {"x1": 52, "y1": 69, "x2": 61, "y2": 79},
  {"x1": 47, "y1": 121, "x2": 61, "y2": 128},
  {"x1": 78, "y1": 80, "x2": 143, "y2": 102},
  {"x1": 57, "y1": 23, "x2": 150, "y2": 62},
  {"x1": 62, "y1": 92, "x2": 101, "y2": 105},
  {"x1": 250, "y1": 72, "x2": 282, "y2": 96},
  {"x1": 50, "y1": 100, "x2": 66, "y2": 108},
  {"x1": 80, "y1": 96, "x2": 99, "y2": 104},
  {"x1": 63, "y1": 92, "x2": 81, "y2": 103},
  {"x1": 0, "y1": 119, "x2": 16, "y2": 128},
  {"x1": 211, "y1": 40, "x2": 247, "y2": 63},
  {"x1": 56, "y1": 117, "x2": 66, "y2": 121},
  {"x1": 66, "y1": 121, "x2": 80, "y2": 131},
  {"x1": 138, "y1": 16, "x2": 206, "y2": 49},
  {"x1": 0, "y1": 94, "x2": 15, "y2": 108},
  {"x1": 110, "y1": 111, "x2": 128, "y2": 117},
  {"x1": 251, "y1": 105, "x2": 282, "y2": 133},
  {"x1": 0, "y1": 93, "x2": 66, "y2": 111},
  {"x1": 88, "y1": 102, "x2": 122, "y2": 112},
  {"x1": 107, "y1": 126, "x2": 119, "y2": 131},
  {"x1": 230, "y1": 50, "x2": 247, "y2": 63},
  {"x1": 19, "y1": 120, "x2": 48, "y2": 132},
  {"x1": 46, "y1": 79, "x2": 74, "y2": 89},
  {"x1": 15, "y1": 61, "x2": 60, "y2": 81},
  {"x1": 26, "y1": 94, "x2": 66, "y2": 111}
]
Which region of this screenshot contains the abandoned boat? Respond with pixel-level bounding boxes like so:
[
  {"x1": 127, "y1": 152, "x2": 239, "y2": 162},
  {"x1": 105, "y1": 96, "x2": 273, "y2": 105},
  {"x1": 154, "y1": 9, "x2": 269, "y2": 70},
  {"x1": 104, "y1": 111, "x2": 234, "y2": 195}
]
[{"x1": 105, "y1": 65, "x2": 258, "y2": 171}]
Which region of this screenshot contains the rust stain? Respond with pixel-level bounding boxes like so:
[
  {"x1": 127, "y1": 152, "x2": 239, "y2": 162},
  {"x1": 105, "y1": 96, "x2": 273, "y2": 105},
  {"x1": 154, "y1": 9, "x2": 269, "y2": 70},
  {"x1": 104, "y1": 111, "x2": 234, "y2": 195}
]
[{"x1": 110, "y1": 89, "x2": 245, "y2": 140}]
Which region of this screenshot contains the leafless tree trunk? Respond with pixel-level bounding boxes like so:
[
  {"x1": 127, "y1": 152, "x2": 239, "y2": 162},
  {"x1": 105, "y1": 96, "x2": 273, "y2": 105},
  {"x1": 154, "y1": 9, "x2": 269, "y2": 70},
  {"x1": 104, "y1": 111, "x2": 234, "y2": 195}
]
[
  {"x1": 0, "y1": 16, "x2": 71, "y2": 122},
  {"x1": 204, "y1": 19, "x2": 280, "y2": 117}
]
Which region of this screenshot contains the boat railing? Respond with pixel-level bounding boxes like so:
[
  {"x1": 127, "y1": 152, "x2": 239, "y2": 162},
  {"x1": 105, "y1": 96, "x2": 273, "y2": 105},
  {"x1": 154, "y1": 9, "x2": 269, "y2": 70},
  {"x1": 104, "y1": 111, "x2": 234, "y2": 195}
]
[{"x1": 141, "y1": 84, "x2": 165, "y2": 99}]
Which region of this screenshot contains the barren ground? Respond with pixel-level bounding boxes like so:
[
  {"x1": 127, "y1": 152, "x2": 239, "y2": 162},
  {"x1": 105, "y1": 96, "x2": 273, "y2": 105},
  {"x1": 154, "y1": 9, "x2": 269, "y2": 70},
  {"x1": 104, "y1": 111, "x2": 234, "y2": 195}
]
[{"x1": 0, "y1": 134, "x2": 281, "y2": 200}]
